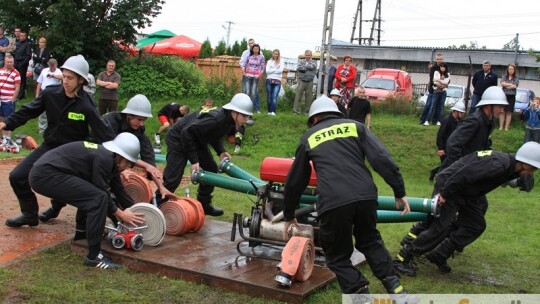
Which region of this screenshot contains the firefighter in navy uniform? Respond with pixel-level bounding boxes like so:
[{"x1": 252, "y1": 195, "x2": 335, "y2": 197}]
[
  {"x1": 154, "y1": 93, "x2": 253, "y2": 216},
  {"x1": 281, "y1": 96, "x2": 414, "y2": 298},
  {"x1": 400, "y1": 143, "x2": 539, "y2": 275},
  {"x1": 395, "y1": 86, "x2": 508, "y2": 275},
  {"x1": 1, "y1": 55, "x2": 115, "y2": 228},
  {"x1": 39, "y1": 94, "x2": 177, "y2": 223},
  {"x1": 28, "y1": 133, "x2": 145, "y2": 269}
]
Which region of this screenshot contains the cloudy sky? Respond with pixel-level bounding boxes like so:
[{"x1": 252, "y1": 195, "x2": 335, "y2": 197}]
[{"x1": 144, "y1": 0, "x2": 540, "y2": 59}]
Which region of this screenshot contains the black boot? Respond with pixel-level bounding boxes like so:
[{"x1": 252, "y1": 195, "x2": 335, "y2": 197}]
[
  {"x1": 393, "y1": 245, "x2": 417, "y2": 277},
  {"x1": 5, "y1": 213, "x2": 39, "y2": 227},
  {"x1": 39, "y1": 207, "x2": 61, "y2": 222},
  {"x1": 400, "y1": 231, "x2": 417, "y2": 247},
  {"x1": 382, "y1": 276, "x2": 419, "y2": 304},
  {"x1": 198, "y1": 195, "x2": 223, "y2": 217},
  {"x1": 425, "y1": 238, "x2": 454, "y2": 273}
]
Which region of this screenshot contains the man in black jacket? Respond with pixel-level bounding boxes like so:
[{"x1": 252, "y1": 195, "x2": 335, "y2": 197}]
[
  {"x1": 1, "y1": 54, "x2": 115, "y2": 228},
  {"x1": 155, "y1": 93, "x2": 253, "y2": 216},
  {"x1": 282, "y1": 96, "x2": 412, "y2": 297},
  {"x1": 12, "y1": 29, "x2": 31, "y2": 100},
  {"x1": 29, "y1": 133, "x2": 145, "y2": 269},
  {"x1": 470, "y1": 60, "x2": 498, "y2": 113}
]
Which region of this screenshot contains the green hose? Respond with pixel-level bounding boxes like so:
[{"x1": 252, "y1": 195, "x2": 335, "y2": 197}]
[{"x1": 219, "y1": 158, "x2": 264, "y2": 184}]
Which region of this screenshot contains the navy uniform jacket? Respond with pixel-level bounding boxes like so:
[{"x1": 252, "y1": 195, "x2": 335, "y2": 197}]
[
  {"x1": 5, "y1": 84, "x2": 115, "y2": 147},
  {"x1": 441, "y1": 110, "x2": 494, "y2": 170},
  {"x1": 32, "y1": 141, "x2": 134, "y2": 214},
  {"x1": 283, "y1": 114, "x2": 406, "y2": 219},
  {"x1": 436, "y1": 114, "x2": 460, "y2": 151},
  {"x1": 436, "y1": 151, "x2": 518, "y2": 200},
  {"x1": 472, "y1": 70, "x2": 498, "y2": 96},
  {"x1": 103, "y1": 112, "x2": 154, "y2": 167},
  {"x1": 180, "y1": 108, "x2": 236, "y2": 164}
]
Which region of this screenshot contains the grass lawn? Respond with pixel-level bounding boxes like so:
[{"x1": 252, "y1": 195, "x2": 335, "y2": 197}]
[{"x1": 1, "y1": 97, "x2": 538, "y2": 303}]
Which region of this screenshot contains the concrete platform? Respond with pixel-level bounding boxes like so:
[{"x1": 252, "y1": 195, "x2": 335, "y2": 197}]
[{"x1": 70, "y1": 219, "x2": 366, "y2": 303}]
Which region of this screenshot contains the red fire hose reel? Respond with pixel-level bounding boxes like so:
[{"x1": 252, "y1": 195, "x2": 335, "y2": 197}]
[{"x1": 275, "y1": 236, "x2": 315, "y2": 287}]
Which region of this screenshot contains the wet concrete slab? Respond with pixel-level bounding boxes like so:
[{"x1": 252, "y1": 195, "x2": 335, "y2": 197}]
[{"x1": 70, "y1": 219, "x2": 366, "y2": 303}]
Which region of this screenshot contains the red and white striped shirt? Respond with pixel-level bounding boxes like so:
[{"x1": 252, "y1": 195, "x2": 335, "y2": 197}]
[{"x1": 0, "y1": 67, "x2": 21, "y2": 101}]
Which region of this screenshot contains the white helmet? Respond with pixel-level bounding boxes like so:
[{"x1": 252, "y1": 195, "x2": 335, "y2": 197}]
[
  {"x1": 516, "y1": 141, "x2": 540, "y2": 168},
  {"x1": 450, "y1": 101, "x2": 466, "y2": 113},
  {"x1": 122, "y1": 94, "x2": 152, "y2": 118},
  {"x1": 308, "y1": 95, "x2": 342, "y2": 124},
  {"x1": 60, "y1": 55, "x2": 90, "y2": 84},
  {"x1": 103, "y1": 132, "x2": 140, "y2": 163},
  {"x1": 223, "y1": 93, "x2": 253, "y2": 116},
  {"x1": 329, "y1": 88, "x2": 342, "y2": 97},
  {"x1": 476, "y1": 86, "x2": 509, "y2": 107}
]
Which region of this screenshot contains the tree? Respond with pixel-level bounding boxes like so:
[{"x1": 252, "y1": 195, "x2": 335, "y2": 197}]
[
  {"x1": 447, "y1": 41, "x2": 486, "y2": 50},
  {"x1": 503, "y1": 37, "x2": 521, "y2": 51},
  {"x1": 231, "y1": 41, "x2": 241, "y2": 57},
  {"x1": 199, "y1": 38, "x2": 213, "y2": 58},
  {"x1": 214, "y1": 39, "x2": 227, "y2": 56},
  {"x1": 0, "y1": 0, "x2": 164, "y2": 69}
]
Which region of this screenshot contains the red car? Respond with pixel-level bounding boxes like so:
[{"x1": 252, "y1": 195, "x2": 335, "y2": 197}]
[{"x1": 361, "y1": 68, "x2": 413, "y2": 102}]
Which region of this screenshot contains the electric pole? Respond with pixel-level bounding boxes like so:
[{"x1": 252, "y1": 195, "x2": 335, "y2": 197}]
[
  {"x1": 222, "y1": 21, "x2": 235, "y2": 46},
  {"x1": 514, "y1": 33, "x2": 520, "y2": 66},
  {"x1": 350, "y1": 0, "x2": 382, "y2": 45},
  {"x1": 317, "y1": 0, "x2": 335, "y2": 97}
]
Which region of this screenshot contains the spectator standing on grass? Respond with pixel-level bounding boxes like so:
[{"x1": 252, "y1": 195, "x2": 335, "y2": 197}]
[
  {"x1": 470, "y1": 60, "x2": 498, "y2": 113},
  {"x1": 1, "y1": 54, "x2": 115, "y2": 228},
  {"x1": 0, "y1": 26, "x2": 10, "y2": 68},
  {"x1": 348, "y1": 86, "x2": 371, "y2": 128},
  {"x1": 333, "y1": 55, "x2": 357, "y2": 105},
  {"x1": 293, "y1": 50, "x2": 317, "y2": 115},
  {"x1": 35, "y1": 58, "x2": 63, "y2": 133},
  {"x1": 97, "y1": 60, "x2": 121, "y2": 115},
  {"x1": 243, "y1": 43, "x2": 265, "y2": 114},
  {"x1": 0, "y1": 55, "x2": 21, "y2": 148},
  {"x1": 265, "y1": 49, "x2": 284, "y2": 116},
  {"x1": 425, "y1": 62, "x2": 450, "y2": 126},
  {"x1": 520, "y1": 96, "x2": 540, "y2": 144},
  {"x1": 32, "y1": 37, "x2": 51, "y2": 82},
  {"x1": 12, "y1": 29, "x2": 31, "y2": 100},
  {"x1": 240, "y1": 38, "x2": 255, "y2": 94},
  {"x1": 499, "y1": 64, "x2": 519, "y2": 131},
  {"x1": 420, "y1": 54, "x2": 444, "y2": 125}
]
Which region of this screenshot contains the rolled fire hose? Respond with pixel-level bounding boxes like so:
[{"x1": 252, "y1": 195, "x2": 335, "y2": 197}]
[
  {"x1": 122, "y1": 170, "x2": 153, "y2": 203},
  {"x1": 128, "y1": 203, "x2": 166, "y2": 246},
  {"x1": 275, "y1": 236, "x2": 315, "y2": 287},
  {"x1": 160, "y1": 197, "x2": 204, "y2": 236}
]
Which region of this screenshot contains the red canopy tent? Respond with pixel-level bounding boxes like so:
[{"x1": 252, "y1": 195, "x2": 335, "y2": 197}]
[{"x1": 142, "y1": 35, "x2": 202, "y2": 60}]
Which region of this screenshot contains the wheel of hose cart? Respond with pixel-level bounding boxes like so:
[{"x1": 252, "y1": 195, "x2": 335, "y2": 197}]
[
  {"x1": 293, "y1": 238, "x2": 315, "y2": 282},
  {"x1": 128, "y1": 203, "x2": 166, "y2": 246}
]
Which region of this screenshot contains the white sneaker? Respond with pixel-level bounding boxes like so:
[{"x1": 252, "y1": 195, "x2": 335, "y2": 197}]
[
  {"x1": 436, "y1": 122, "x2": 441, "y2": 126},
  {"x1": 269, "y1": 112, "x2": 276, "y2": 116},
  {"x1": 234, "y1": 145, "x2": 241, "y2": 153},
  {"x1": 423, "y1": 121, "x2": 429, "y2": 126}
]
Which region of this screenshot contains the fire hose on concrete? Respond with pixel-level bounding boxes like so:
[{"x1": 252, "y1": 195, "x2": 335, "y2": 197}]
[
  {"x1": 160, "y1": 197, "x2": 205, "y2": 236},
  {"x1": 127, "y1": 203, "x2": 166, "y2": 247}
]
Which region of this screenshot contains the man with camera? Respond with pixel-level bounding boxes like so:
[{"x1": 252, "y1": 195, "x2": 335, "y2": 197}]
[{"x1": 35, "y1": 58, "x2": 63, "y2": 133}]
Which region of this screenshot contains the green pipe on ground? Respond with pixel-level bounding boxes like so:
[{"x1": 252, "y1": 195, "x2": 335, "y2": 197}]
[
  {"x1": 219, "y1": 158, "x2": 264, "y2": 184},
  {"x1": 192, "y1": 170, "x2": 265, "y2": 195},
  {"x1": 376, "y1": 210, "x2": 427, "y2": 223},
  {"x1": 377, "y1": 196, "x2": 436, "y2": 214}
]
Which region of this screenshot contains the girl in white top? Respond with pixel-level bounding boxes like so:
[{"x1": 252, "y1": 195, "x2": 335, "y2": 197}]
[{"x1": 265, "y1": 49, "x2": 284, "y2": 115}]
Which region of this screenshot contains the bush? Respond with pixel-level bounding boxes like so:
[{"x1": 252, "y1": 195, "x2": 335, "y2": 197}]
[
  {"x1": 370, "y1": 95, "x2": 417, "y2": 116},
  {"x1": 118, "y1": 55, "x2": 208, "y2": 99}
]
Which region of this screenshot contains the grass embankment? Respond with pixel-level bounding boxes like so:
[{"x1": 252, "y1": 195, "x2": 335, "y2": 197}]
[{"x1": 1, "y1": 97, "x2": 538, "y2": 303}]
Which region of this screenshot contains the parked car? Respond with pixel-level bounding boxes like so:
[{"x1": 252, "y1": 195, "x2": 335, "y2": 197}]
[
  {"x1": 418, "y1": 84, "x2": 466, "y2": 108},
  {"x1": 361, "y1": 68, "x2": 413, "y2": 102},
  {"x1": 514, "y1": 88, "x2": 535, "y2": 112}
]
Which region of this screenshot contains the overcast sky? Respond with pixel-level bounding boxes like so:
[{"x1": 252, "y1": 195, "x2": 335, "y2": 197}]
[{"x1": 144, "y1": 0, "x2": 540, "y2": 59}]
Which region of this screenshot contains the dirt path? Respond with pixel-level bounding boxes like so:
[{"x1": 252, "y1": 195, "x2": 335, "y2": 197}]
[{"x1": 0, "y1": 158, "x2": 77, "y2": 266}]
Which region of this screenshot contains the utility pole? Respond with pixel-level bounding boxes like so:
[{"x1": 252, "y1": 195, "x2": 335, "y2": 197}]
[
  {"x1": 222, "y1": 21, "x2": 235, "y2": 46},
  {"x1": 514, "y1": 33, "x2": 520, "y2": 66},
  {"x1": 317, "y1": 0, "x2": 335, "y2": 97},
  {"x1": 351, "y1": 0, "x2": 382, "y2": 45}
]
